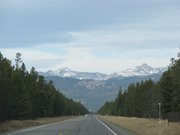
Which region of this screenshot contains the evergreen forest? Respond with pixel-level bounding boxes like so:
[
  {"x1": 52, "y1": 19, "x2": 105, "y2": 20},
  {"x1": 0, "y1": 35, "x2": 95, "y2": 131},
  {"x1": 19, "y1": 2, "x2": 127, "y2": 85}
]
[{"x1": 0, "y1": 53, "x2": 88, "y2": 122}]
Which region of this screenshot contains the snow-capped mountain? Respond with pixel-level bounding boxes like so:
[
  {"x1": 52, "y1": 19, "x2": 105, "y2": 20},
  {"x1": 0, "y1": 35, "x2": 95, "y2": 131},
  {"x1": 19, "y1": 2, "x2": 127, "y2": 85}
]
[
  {"x1": 39, "y1": 67, "x2": 108, "y2": 80},
  {"x1": 40, "y1": 64, "x2": 167, "y2": 111},
  {"x1": 109, "y1": 63, "x2": 167, "y2": 78},
  {"x1": 39, "y1": 64, "x2": 167, "y2": 80}
]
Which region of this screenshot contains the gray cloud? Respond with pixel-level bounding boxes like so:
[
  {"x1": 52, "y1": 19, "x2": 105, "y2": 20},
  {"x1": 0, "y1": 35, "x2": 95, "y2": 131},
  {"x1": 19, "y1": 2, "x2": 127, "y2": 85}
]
[{"x1": 0, "y1": 0, "x2": 180, "y2": 48}]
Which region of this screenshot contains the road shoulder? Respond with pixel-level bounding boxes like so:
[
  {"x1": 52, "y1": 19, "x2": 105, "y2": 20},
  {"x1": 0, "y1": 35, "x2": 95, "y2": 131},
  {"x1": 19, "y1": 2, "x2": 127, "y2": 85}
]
[
  {"x1": 0, "y1": 116, "x2": 77, "y2": 134},
  {"x1": 98, "y1": 116, "x2": 136, "y2": 135}
]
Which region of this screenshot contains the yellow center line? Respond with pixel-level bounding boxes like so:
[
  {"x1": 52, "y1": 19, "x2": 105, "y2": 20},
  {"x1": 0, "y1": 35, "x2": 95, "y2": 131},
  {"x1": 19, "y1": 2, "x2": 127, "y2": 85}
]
[{"x1": 59, "y1": 129, "x2": 62, "y2": 135}]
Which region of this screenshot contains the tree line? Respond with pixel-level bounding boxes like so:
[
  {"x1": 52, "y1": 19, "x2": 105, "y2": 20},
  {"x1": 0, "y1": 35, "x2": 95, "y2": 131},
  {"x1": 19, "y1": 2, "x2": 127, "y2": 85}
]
[
  {"x1": 98, "y1": 52, "x2": 180, "y2": 118},
  {"x1": 0, "y1": 53, "x2": 88, "y2": 122}
]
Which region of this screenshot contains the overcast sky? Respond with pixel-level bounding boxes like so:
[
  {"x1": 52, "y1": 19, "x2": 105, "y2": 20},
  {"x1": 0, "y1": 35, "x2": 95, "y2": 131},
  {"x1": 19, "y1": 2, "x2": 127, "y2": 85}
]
[{"x1": 0, "y1": 0, "x2": 180, "y2": 74}]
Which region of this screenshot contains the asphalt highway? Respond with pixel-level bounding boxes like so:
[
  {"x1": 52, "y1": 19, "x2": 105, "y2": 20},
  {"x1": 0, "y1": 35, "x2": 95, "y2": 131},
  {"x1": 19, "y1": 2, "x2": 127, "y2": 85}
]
[{"x1": 1, "y1": 115, "x2": 134, "y2": 135}]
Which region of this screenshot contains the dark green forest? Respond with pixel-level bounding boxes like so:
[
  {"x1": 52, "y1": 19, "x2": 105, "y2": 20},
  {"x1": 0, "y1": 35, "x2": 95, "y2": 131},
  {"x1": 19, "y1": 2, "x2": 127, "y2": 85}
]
[
  {"x1": 98, "y1": 53, "x2": 180, "y2": 118},
  {"x1": 0, "y1": 53, "x2": 88, "y2": 122}
]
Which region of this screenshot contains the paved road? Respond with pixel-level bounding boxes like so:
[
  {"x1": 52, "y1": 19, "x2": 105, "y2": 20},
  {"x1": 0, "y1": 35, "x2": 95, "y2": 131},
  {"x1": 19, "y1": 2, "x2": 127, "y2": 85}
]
[{"x1": 1, "y1": 115, "x2": 134, "y2": 135}]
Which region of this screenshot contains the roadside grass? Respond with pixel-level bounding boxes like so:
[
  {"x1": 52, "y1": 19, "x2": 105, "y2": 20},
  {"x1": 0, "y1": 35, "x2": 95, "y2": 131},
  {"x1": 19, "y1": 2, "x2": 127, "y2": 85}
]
[
  {"x1": 0, "y1": 116, "x2": 77, "y2": 133},
  {"x1": 100, "y1": 116, "x2": 180, "y2": 135}
]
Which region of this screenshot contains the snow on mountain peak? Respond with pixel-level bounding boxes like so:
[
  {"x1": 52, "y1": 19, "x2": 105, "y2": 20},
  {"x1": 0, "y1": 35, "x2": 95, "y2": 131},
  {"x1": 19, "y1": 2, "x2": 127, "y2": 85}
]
[
  {"x1": 53, "y1": 67, "x2": 77, "y2": 77},
  {"x1": 57, "y1": 67, "x2": 71, "y2": 72},
  {"x1": 39, "y1": 64, "x2": 167, "y2": 80},
  {"x1": 40, "y1": 67, "x2": 108, "y2": 80},
  {"x1": 109, "y1": 63, "x2": 163, "y2": 78}
]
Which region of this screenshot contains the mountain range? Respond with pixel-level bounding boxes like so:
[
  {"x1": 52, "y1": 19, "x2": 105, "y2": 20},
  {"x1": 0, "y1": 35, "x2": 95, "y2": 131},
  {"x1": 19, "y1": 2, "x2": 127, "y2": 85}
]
[
  {"x1": 39, "y1": 63, "x2": 166, "y2": 80},
  {"x1": 39, "y1": 64, "x2": 167, "y2": 111}
]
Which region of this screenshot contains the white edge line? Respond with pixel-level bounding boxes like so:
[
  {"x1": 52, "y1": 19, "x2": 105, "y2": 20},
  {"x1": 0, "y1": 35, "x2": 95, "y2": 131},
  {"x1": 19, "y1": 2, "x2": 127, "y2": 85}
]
[
  {"x1": 95, "y1": 116, "x2": 118, "y2": 135},
  {"x1": 7, "y1": 117, "x2": 77, "y2": 135}
]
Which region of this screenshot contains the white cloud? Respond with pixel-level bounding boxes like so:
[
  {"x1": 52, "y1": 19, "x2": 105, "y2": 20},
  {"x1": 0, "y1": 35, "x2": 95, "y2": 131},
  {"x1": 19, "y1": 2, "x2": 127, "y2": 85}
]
[
  {"x1": 0, "y1": 48, "x2": 64, "y2": 71},
  {"x1": 1, "y1": 27, "x2": 179, "y2": 74},
  {"x1": 50, "y1": 47, "x2": 176, "y2": 74},
  {"x1": 0, "y1": 44, "x2": 178, "y2": 74},
  {"x1": 2, "y1": 27, "x2": 180, "y2": 53},
  {"x1": 1, "y1": 48, "x2": 61, "y2": 60},
  {"x1": 0, "y1": 0, "x2": 179, "y2": 74},
  {"x1": 49, "y1": 28, "x2": 180, "y2": 50}
]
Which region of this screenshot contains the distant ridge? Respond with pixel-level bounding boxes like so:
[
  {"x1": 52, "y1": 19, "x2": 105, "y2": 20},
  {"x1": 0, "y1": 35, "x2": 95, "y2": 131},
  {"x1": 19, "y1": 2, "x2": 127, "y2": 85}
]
[
  {"x1": 39, "y1": 63, "x2": 167, "y2": 80},
  {"x1": 39, "y1": 63, "x2": 167, "y2": 111}
]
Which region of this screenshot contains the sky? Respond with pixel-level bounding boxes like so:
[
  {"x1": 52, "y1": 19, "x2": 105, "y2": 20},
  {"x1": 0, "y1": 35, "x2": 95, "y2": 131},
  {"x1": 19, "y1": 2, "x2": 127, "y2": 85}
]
[{"x1": 0, "y1": 0, "x2": 180, "y2": 74}]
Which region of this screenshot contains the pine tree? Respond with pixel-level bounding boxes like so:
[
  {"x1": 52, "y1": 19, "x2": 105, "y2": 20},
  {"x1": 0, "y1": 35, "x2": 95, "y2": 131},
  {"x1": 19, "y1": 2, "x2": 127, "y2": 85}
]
[
  {"x1": 1, "y1": 52, "x2": 88, "y2": 121},
  {"x1": 0, "y1": 53, "x2": 14, "y2": 121},
  {"x1": 14, "y1": 53, "x2": 22, "y2": 69}
]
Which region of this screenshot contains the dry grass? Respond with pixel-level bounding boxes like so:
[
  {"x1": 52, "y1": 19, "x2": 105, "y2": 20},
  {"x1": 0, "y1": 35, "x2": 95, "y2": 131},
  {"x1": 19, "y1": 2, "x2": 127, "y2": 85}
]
[
  {"x1": 0, "y1": 116, "x2": 77, "y2": 133},
  {"x1": 100, "y1": 116, "x2": 180, "y2": 135}
]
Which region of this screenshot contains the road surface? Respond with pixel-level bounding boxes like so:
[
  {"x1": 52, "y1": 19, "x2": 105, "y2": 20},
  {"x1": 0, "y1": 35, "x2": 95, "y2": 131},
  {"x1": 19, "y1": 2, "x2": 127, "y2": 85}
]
[{"x1": 1, "y1": 115, "x2": 134, "y2": 135}]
